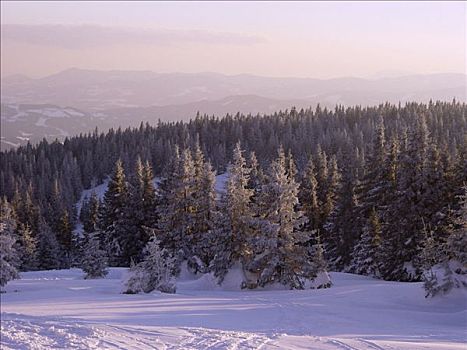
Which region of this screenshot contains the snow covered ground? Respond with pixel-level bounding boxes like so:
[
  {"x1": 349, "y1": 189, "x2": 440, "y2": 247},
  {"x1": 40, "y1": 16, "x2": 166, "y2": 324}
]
[{"x1": 1, "y1": 268, "x2": 466, "y2": 350}]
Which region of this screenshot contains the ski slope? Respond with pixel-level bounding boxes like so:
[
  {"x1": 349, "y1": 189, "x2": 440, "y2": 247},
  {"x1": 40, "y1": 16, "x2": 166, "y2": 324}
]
[{"x1": 1, "y1": 268, "x2": 466, "y2": 349}]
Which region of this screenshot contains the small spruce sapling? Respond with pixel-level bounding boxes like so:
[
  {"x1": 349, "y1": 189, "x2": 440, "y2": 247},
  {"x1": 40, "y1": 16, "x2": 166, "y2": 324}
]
[
  {"x1": 123, "y1": 235, "x2": 176, "y2": 294},
  {"x1": 81, "y1": 231, "x2": 108, "y2": 279}
]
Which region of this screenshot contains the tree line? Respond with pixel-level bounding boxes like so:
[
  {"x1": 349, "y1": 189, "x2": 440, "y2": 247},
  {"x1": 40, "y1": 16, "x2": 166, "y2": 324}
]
[{"x1": 1, "y1": 100, "x2": 466, "y2": 294}]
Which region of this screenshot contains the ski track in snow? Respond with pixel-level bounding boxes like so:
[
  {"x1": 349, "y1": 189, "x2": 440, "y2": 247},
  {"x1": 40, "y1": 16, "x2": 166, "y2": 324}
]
[
  {"x1": 1, "y1": 268, "x2": 466, "y2": 350},
  {"x1": 1, "y1": 315, "x2": 273, "y2": 350}
]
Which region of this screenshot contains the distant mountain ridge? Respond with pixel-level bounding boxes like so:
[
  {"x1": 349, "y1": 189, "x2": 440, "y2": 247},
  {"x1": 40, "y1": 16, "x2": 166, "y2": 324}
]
[
  {"x1": 1, "y1": 69, "x2": 466, "y2": 149},
  {"x1": 2, "y1": 69, "x2": 465, "y2": 109}
]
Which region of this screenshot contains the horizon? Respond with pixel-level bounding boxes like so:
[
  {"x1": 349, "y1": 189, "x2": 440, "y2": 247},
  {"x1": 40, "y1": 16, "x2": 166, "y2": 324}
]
[
  {"x1": 3, "y1": 66, "x2": 466, "y2": 82},
  {"x1": 1, "y1": 1, "x2": 465, "y2": 79}
]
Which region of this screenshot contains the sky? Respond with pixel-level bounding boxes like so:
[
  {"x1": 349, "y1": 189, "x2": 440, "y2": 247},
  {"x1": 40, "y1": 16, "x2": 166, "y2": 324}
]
[{"x1": 1, "y1": 1, "x2": 466, "y2": 79}]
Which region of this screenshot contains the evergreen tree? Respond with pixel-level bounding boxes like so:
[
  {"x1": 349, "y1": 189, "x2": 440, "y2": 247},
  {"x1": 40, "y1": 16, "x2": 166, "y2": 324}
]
[
  {"x1": 37, "y1": 220, "x2": 62, "y2": 270},
  {"x1": 16, "y1": 223, "x2": 38, "y2": 271},
  {"x1": 0, "y1": 198, "x2": 20, "y2": 288},
  {"x1": 99, "y1": 159, "x2": 130, "y2": 266},
  {"x1": 383, "y1": 116, "x2": 429, "y2": 281},
  {"x1": 314, "y1": 144, "x2": 329, "y2": 231},
  {"x1": 57, "y1": 211, "x2": 73, "y2": 267},
  {"x1": 424, "y1": 186, "x2": 467, "y2": 297},
  {"x1": 14, "y1": 188, "x2": 40, "y2": 236},
  {"x1": 299, "y1": 158, "x2": 320, "y2": 232},
  {"x1": 359, "y1": 115, "x2": 387, "y2": 214},
  {"x1": 142, "y1": 161, "x2": 158, "y2": 229},
  {"x1": 222, "y1": 143, "x2": 254, "y2": 274},
  {"x1": 0, "y1": 197, "x2": 17, "y2": 238},
  {"x1": 247, "y1": 148, "x2": 313, "y2": 289},
  {"x1": 123, "y1": 235, "x2": 176, "y2": 294},
  {"x1": 1, "y1": 101, "x2": 465, "y2": 286},
  {"x1": 323, "y1": 155, "x2": 340, "y2": 222},
  {"x1": 81, "y1": 231, "x2": 108, "y2": 279},
  {"x1": 286, "y1": 149, "x2": 298, "y2": 180},
  {"x1": 324, "y1": 151, "x2": 357, "y2": 270},
  {"x1": 157, "y1": 147, "x2": 196, "y2": 270},
  {"x1": 349, "y1": 209, "x2": 382, "y2": 277},
  {"x1": 247, "y1": 151, "x2": 264, "y2": 196},
  {"x1": 191, "y1": 160, "x2": 218, "y2": 271},
  {"x1": 125, "y1": 157, "x2": 150, "y2": 263},
  {"x1": 309, "y1": 233, "x2": 332, "y2": 289},
  {"x1": 81, "y1": 192, "x2": 100, "y2": 233},
  {"x1": 0, "y1": 227, "x2": 19, "y2": 289},
  {"x1": 47, "y1": 179, "x2": 65, "y2": 234}
]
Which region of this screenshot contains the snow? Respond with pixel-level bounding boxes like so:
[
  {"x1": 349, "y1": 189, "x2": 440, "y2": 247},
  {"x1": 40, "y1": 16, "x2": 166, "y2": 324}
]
[
  {"x1": 76, "y1": 174, "x2": 225, "y2": 216},
  {"x1": 19, "y1": 131, "x2": 33, "y2": 137},
  {"x1": 3, "y1": 111, "x2": 28, "y2": 123},
  {"x1": 1, "y1": 268, "x2": 465, "y2": 349},
  {"x1": 29, "y1": 108, "x2": 69, "y2": 118},
  {"x1": 91, "y1": 112, "x2": 106, "y2": 118},
  {"x1": 64, "y1": 108, "x2": 85, "y2": 117},
  {"x1": 1, "y1": 139, "x2": 20, "y2": 148},
  {"x1": 35, "y1": 117, "x2": 47, "y2": 127},
  {"x1": 76, "y1": 179, "x2": 110, "y2": 215},
  {"x1": 214, "y1": 172, "x2": 229, "y2": 194}
]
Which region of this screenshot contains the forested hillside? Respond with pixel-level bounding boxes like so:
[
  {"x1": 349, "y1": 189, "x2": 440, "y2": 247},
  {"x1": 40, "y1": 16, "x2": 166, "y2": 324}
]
[{"x1": 1, "y1": 100, "x2": 466, "y2": 294}]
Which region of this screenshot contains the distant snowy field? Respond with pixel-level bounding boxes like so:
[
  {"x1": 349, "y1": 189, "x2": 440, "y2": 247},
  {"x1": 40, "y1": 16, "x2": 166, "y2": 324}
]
[{"x1": 1, "y1": 268, "x2": 466, "y2": 350}]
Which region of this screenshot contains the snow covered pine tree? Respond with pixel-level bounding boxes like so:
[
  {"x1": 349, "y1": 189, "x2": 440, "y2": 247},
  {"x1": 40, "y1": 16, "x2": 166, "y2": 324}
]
[
  {"x1": 123, "y1": 235, "x2": 176, "y2": 294},
  {"x1": 81, "y1": 231, "x2": 108, "y2": 279}
]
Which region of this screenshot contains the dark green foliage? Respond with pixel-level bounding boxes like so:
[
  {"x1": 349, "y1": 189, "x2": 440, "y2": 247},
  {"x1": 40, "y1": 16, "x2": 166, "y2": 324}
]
[{"x1": 0, "y1": 101, "x2": 464, "y2": 288}]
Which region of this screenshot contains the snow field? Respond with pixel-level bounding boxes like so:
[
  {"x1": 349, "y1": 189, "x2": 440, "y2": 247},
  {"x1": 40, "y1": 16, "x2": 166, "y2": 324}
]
[{"x1": 1, "y1": 268, "x2": 466, "y2": 349}]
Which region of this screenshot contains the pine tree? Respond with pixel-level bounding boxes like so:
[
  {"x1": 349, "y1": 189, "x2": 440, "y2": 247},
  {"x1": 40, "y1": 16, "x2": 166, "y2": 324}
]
[
  {"x1": 223, "y1": 143, "x2": 254, "y2": 272},
  {"x1": 299, "y1": 158, "x2": 320, "y2": 232},
  {"x1": 349, "y1": 209, "x2": 382, "y2": 277},
  {"x1": 81, "y1": 192, "x2": 100, "y2": 234},
  {"x1": 123, "y1": 235, "x2": 176, "y2": 294},
  {"x1": 420, "y1": 144, "x2": 450, "y2": 230},
  {"x1": 383, "y1": 116, "x2": 429, "y2": 281},
  {"x1": 37, "y1": 220, "x2": 62, "y2": 270},
  {"x1": 57, "y1": 211, "x2": 73, "y2": 267},
  {"x1": 308, "y1": 233, "x2": 332, "y2": 289},
  {"x1": 314, "y1": 145, "x2": 329, "y2": 231},
  {"x1": 247, "y1": 151, "x2": 264, "y2": 196},
  {"x1": 125, "y1": 157, "x2": 150, "y2": 263},
  {"x1": 157, "y1": 147, "x2": 196, "y2": 270},
  {"x1": 420, "y1": 225, "x2": 441, "y2": 296},
  {"x1": 14, "y1": 188, "x2": 40, "y2": 236},
  {"x1": 424, "y1": 186, "x2": 467, "y2": 297},
  {"x1": 0, "y1": 198, "x2": 20, "y2": 288},
  {"x1": 359, "y1": 116, "x2": 387, "y2": 214},
  {"x1": 99, "y1": 159, "x2": 130, "y2": 266},
  {"x1": 323, "y1": 155, "x2": 340, "y2": 222},
  {"x1": 324, "y1": 151, "x2": 357, "y2": 270},
  {"x1": 0, "y1": 197, "x2": 17, "y2": 233},
  {"x1": 157, "y1": 146, "x2": 181, "y2": 251},
  {"x1": 81, "y1": 231, "x2": 108, "y2": 279},
  {"x1": 47, "y1": 179, "x2": 65, "y2": 233},
  {"x1": 191, "y1": 160, "x2": 218, "y2": 271},
  {"x1": 247, "y1": 148, "x2": 313, "y2": 289},
  {"x1": 16, "y1": 223, "x2": 38, "y2": 271},
  {"x1": 142, "y1": 161, "x2": 158, "y2": 229},
  {"x1": 286, "y1": 149, "x2": 298, "y2": 180},
  {"x1": 0, "y1": 228, "x2": 19, "y2": 289},
  {"x1": 209, "y1": 197, "x2": 233, "y2": 282}
]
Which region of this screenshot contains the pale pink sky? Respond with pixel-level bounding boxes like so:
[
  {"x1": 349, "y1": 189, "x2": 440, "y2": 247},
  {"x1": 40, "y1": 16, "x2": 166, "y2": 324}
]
[{"x1": 1, "y1": 1, "x2": 465, "y2": 78}]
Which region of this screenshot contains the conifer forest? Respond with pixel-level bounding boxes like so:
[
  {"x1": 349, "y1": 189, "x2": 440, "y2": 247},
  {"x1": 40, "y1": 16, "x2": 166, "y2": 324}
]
[{"x1": 2, "y1": 101, "x2": 466, "y2": 296}]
